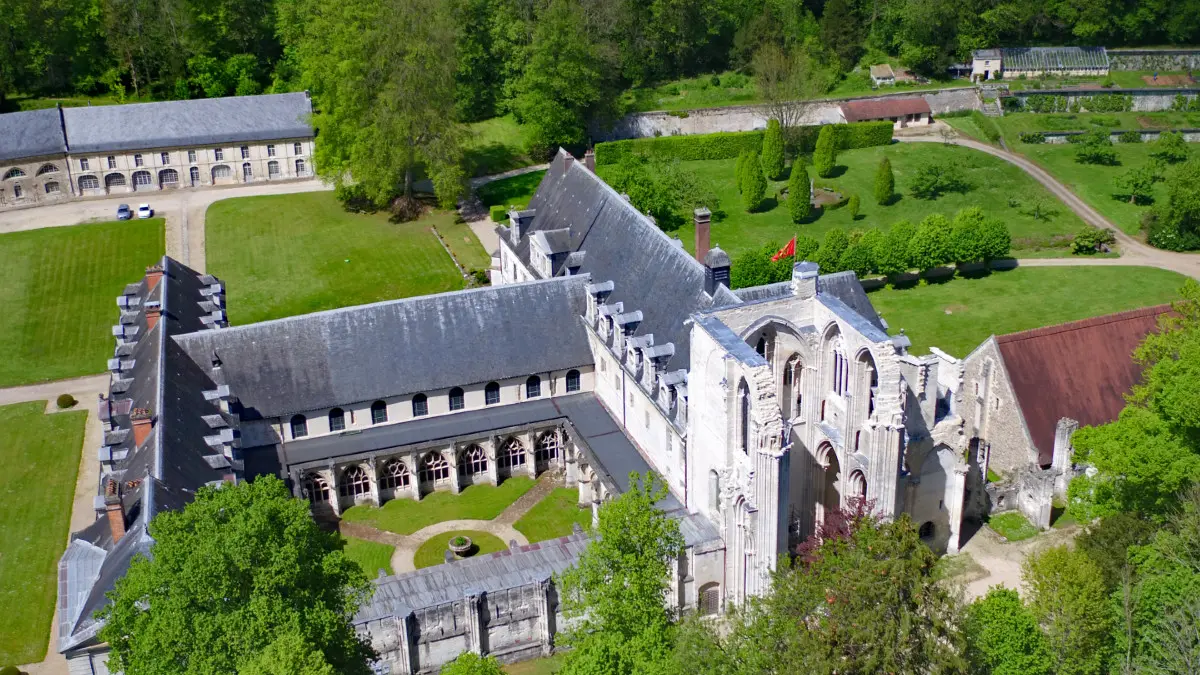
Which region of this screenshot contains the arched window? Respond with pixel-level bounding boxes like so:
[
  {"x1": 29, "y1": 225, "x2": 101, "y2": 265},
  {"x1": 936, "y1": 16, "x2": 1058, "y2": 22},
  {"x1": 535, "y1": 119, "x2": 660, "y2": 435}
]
[
  {"x1": 78, "y1": 175, "x2": 99, "y2": 190},
  {"x1": 919, "y1": 521, "x2": 935, "y2": 540},
  {"x1": 526, "y1": 375, "x2": 541, "y2": 398},
  {"x1": 294, "y1": 142, "x2": 303, "y2": 155},
  {"x1": 849, "y1": 470, "x2": 867, "y2": 500},
  {"x1": 295, "y1": 158, "x2": 307, "y2": 175},
  {"x1": 302, "y1": 473, "x2": 329, "y2": 503},
  {"x1": 44, "y1": 181, "x2": 60, "y2": 194},
  {"x1": 412, "y1": 393, "x2": 428, "y2": 417},
  {"x1": 380, "y1": 460, "x2": 410, "y2": 489},
  {"x1": 242, "y1": 162, "x2": 253, "y2": 180},
  {"x1": 459, "y1": 445, "x2": 488, "y2": 476},
  {"x1": 290, "y1": 414, "x2": 308, "y2": 439},
  {"x1": 3, "y1": 168, "x2": 26, "y2": 180},
  {"x1": 36, "y1": 164, "x2": 59, "y2": 176},
  {"x1": 449, "y1": 387, "x2": 465, "y2": 411},
  {"x1": 419, "y1": 452, "x2": 450, "y2": 484},
  {"x1": 566, "y1": 369, "x2": 581, "y2": 393},
  {"x1": 535, "y1": 432, "x2": 560, "y2": 464},
  {"x1": 132, "y1": 170, "x2": 152, "y2": 188},
  {"x1": 212, "y1": 165, "x2": 231, "y2": 180},
  {"x1": 268, "y1": 160, "x2": 280, "y2": 178},
  {"x1": 498, "y1": 438, "x2": 526, "y2": 471},
  {"x1": 328, "y1": 407, "x2": 345, "y2": 432},
  {"x1": 159, "y1": 168, "x2": 178, "y2": 186},
  {"x1": 738, "y1": 379, "x2": 750, "y2": 454},
  {"x1": 189, "y1": 166, "x2": 200, "y2": 186},
  {"x1": 340, "y1": 466, "x2": 370, "y2": 497},
  {"x1": 699, "y1": 582, "x2": 721, "y2": 616},
  {"x1": 105, "y1": 172, "x2": 126, "y2": 188},
  {"x1": 371, "y1": 400, "x2": 388, "y2": 424}
]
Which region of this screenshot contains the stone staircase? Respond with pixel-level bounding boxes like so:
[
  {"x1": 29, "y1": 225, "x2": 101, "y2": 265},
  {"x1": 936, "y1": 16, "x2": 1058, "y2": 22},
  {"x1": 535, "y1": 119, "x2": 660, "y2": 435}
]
[{"x1": 980, "y1": 99, "x2": 1004, "y2": 117}]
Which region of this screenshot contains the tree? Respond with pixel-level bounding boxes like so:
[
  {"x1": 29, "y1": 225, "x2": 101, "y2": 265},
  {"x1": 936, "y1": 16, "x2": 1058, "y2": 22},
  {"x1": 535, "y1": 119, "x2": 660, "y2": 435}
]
[
  {"x1": 1151, "y1": 130, "x2": 1190, "y2": 164},
  {"x1": 753, "y1": 43, "x2": 835, "y2": 144},
  {"x1": 1149, "y1": 159, "x2": 1200, "y2": 251},
  {"x1": 815, "y1": 228, "x2": 849, "y2": 274},
  {"x1": 761, "y1": 119, "x2": 785, "y2": 180},
  {"x1": 557, "y1": 472, "x2": 684, "y2": 675},
  {"x1": 950, "y1": 206, "x2": 986, "y2": 265},
  {"x1": 964, "y1": 588, "x2": 1054, "y2": 675},
  {"x1": 788, "y1": 162, "x2": 811, "y2": 223},
  {"x1": 876, "y1": 220, "x2": 917, "y2": 281},
  {"x1": 818, "y1": 0, "x2": 864, "y2": 71},
  {"x1": 847, "y1": 193, "x2": 861, "y2": 220},
  {"x1": 451, "y1": 0, "x2": 499, "y2": 122},
  {"x1": 1075, "y1": 129, "x2": 1119, "y2": 166},
  {"x1": 1023, "y1": 546, "x2": 1115, "y2": 675},
  {"x1": 735, "y1": 151, "x2": 749, "y2": 194},
  {"x1": 606, "y1": 155, "x2": 717, "y2": 230},
  {"x1": 813, "y1": 125, "x2": 837, "y2": 178},
  {"x1": 875, "y1": 156, "x2": 895, "y2": 205},
  {"x1": 909, "y1": 161, "x2": 969, "y2": 199},
  {"x1": 1075, "y1": 513, "x2": 1157, "y2": 591},
  {"x1": 729, "y1": 236, "x2": 819, "y2": 289},
  {"x1": 908, "y1": 214, "x2": 953, "y2": 275},
  {"x1": 1113, "y1": 165, "x2": 1158, "y2": 204},
  {"x1": 439, "y1": 653, "x2": 505, "y2": 675},
  {"x1": 978, "y1": 217, "x2": 1012, "y2": 264},
  {"x1": 98, "y1": 476, "x2": 374, "y2": 675},
  {"x1": 839, "y1": 230, "x2": 877, "y2": 277},
  {"x1": 742, "y1": 152, "x2": 768, "y2": 212}
]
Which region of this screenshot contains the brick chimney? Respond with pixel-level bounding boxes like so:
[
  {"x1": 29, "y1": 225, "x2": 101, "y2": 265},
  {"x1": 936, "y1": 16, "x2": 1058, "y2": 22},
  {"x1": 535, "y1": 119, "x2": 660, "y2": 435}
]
[
  {"x1": 130, "y1": 408, "x2": 153, "y2": 447},
  {"x1": 583, "y1": 149, "x2": 596, "y2": 172},
  {"x1": 145, "y1": 264, "x2": 164, "y2": 292},
  {"x1": 693, "y1": 208, "x2": 712, "y2": 263},
  {"x1": 105, "y1": 479, "x2": 126, "y2": 543},
  {"x1": 563, "y1": 153, "x2": 574, "y2": 171},
  {"x1": 144, "y1": 300, "x2": 162, "y2": 331}
]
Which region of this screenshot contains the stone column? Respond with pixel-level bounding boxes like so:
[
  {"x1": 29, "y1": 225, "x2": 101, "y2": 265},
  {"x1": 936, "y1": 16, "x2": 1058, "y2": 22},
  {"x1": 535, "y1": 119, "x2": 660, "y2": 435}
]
[
  {"x1": 946, "y1": 465, "x2": 969, "y2": 554},
  {"x1": 367, "y1": 456, "x2": 381, "y2": 506},
  {"x1": 463, "y1": 591, "x2": 483, "y2": 654},
  {"x1": 564, "y1": 444, "x2": 579, "y2": 487},
  {"x1": 407, "y1": 455, "x2": 422, "y2": 502},
  {"x1": 449, "y1": 446, "x2": 462, "y2": 495},
  {"x1": 324, "y1": 468, "x2": 342, "y2": 517},
  {"x1": 522, "y1": 432, "x2": 537, "y2": 478},
  {"x1": 485, "y1": 437, "x2": 500, "y2": 486},
  {"x1": 288, "y1": 468, "x2": 304, "y2": 499},
  {"x1": 591, "y1": 499, "x2": 600, "y2": 529},
  {"x1": 536, "y1": 579, "x2": 554, "y2": 655}
]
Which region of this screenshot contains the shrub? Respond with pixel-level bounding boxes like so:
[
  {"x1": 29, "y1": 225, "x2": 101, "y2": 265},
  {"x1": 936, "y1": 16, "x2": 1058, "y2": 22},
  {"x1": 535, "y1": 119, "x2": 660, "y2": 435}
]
[
  {"x1": 839, "y1": 230, "x2": 879, "y2": 277},
  {"x1": 56, "y1": 393, "x2": 77, "y2": 409},
  {"x1": 970, "y1": 110, "x2": 1001, "y2": 144},
  {"x1": 1081, "y1": 93, "x2": 1132, "y2": 113},
  {"x1": 847, "y1": 193, "x2": 860, "y2": 219},
  {"x1": 734, "y1": 152, "x2": 749, "y2": 194},
  {"x1": 489, "y1": 205, "x2": 508, "y2": 222},
  {"x1": 876, "y1": 220, "x2": 916, "y2": 279},
  {"x1": 1070, "y1": 227, "x2": 1117, "y2": 255},
  {"x1": 813, "y1": 125, "x2": 837, "y2": 178},
  {"x1": 710, "y1": 75, "x2": 721, "y2": 86},
  {"x1": 950, "y1": 207, "x2": 985, "y2": 264},
  {"x1": 761, "y1": 119, "x2": 785, "y2": 180},
  {"x1": 741, "y1": 152, "x2": 767, "y2": 212},
  {"x1": 909, "y1": 161, "x2": 970, "y2": 199},
  {"x1": 874, "y1": 157, "x2": 894, "y2": 205},
  {"x1": 1118, "y1": 130, "x2": 1142, "y2": 143},
  {"x1": 815, "y1": 229, "x2": 849, "y2": 274},
  {"x1": 788, "y1": 163, "x2": 811, "y2": 223},
  {"x1": 595, "y1": 131, "x2": 764, "y2": 165},
  {"x1": 1019, "y1": 132, "x2": 1046, "y2": 144},
  {"x1": 979, "y1": 218, "x2": 1012, "y2": 262},
  {"x1": 1074, "y1": 129, "x2": 1118, "y2": 165},
  {"x1": 909, "y1": 214, "x2": 954, "y2": 274},
  {"x1": 1, "y1": 666, "x2": 23, "y2": 675},
  {"x1": 1150, "y1": 130, "x2": 1189, "y2": 164}
]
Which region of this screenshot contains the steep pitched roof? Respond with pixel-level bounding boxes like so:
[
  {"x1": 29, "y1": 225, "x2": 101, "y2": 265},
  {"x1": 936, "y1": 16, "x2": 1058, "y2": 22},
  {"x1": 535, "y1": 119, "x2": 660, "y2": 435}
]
[
  {"x1": 62, "y1": 92, "x2": 312, "y2": 153},
  {"x1": 174, "y1": 276, "x2": 593, "y2": 419},
  {"x1": 0, "y1": 108, "x2": 66, "y2": 162},
  {"x1": 840, "y1": 97, "x2": 930, "y2": 122},
  {"x1": 995, "y1": 305, "x2": 1171, "y2": 464}
]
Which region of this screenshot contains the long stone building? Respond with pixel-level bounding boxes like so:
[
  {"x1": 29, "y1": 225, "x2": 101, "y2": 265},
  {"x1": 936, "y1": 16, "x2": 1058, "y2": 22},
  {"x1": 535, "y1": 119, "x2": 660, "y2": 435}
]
[{"x1": 0, "y1": 92, "x2": 314, "y2": 209}]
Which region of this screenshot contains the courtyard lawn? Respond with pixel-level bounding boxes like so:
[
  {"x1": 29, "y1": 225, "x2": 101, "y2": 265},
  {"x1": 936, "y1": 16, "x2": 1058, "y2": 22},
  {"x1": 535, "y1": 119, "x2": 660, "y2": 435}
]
[
  {"x1": 206, "y1": 192, "x2": 465, "y2": 325},
  {"x1": 866, "y1": 266, "x2": 1188, "y2": 357},
  {"x1": 465, "y1": 115, "x2": 537, "y2": 177},
  {"x1": 505, "y1": 654, "x2": 567, "y2": 675},
  {"x1": 413, "y1": 530, "x2": 506, "y2": 569},
  {"x1": 342, "y1": 536, "x2": 395, "y2": 577},
  {"x1": 988, "y1": 512, "x2": 1039, "y2": 542},
  {"x1": 514, "y1": 488, "x2": 591, "y2": 543},
  {"x1": 0, "y1": 218, "x2": 164, "y2": 387},
  {"x1": 477, "y1": 170, "x2": 546, "y2": 209},
  {"x1": 432, "y1": 212, "x2": 491, "y2": 272},
  {"x1": 340, "y1": 476, "x2": 535, "y2": 536},
  {"x1": 0, "y1": 401, "x2": 88, "y2": 665},
  {"x1": 602, "y1": 143, "x2": 1087, "y2": 258},
  {"x1": 995, "y1": 111, "x2": 1200, "y2": 147}
]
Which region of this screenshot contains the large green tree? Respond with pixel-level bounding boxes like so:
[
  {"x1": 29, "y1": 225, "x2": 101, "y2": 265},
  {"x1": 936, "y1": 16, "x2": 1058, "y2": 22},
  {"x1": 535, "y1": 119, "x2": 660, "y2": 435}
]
[
  {"x1": 98, "y1": 476, "x2": 374, "y2": 675},
  {"x1": 760, "y1": 119, "x2": 785, "y2": 180},
  {"x1": 874, "y1": 156, "x2": 895, "y2": 205},
  {"x1": 908, "y1": 213, "x2": 954, "y2": 275},
  {"x1": 788, "y1": 162, "x2": 811, "y2": 223},
  {"x1": 964, "y1": 587, "x2": 1053, "y2": 675},
  {"x1": 603, "y1": 154, "x2": 717, "y2": 230},
  {"x1": 876, "y1": 219, "x2": 916, "y2": 281},
  {"x1": 812, "y1": 125, "x2": 837, "y2": 178},
  {"x1": 1022, "y1": 546, "x2": 1115, "y2": 675}
]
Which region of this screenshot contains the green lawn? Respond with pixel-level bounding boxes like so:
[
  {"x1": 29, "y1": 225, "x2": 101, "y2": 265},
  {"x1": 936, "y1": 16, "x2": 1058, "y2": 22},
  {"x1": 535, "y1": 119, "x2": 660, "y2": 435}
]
[
  {"x1": 866, "y1": 266, "x2": 1188, "y2": 357},
  {"x1": 0, "y1": 219, "x2": 164, "y2": 387},
  {"x1": 342, "y1": 536, "x2": 395, "y2": 577},
  {"x1": 477, "y1": 170, "x2": 546, "y2": 209},
  {"x1": 206, "y1": 192, "x2": 464, "y2": 324},
  {"x1": 995, "y1": 111, "x2": 1200, "y2": 145},
  {"x1": 623, "y1": 71, "x2": 762, "y2": 113},
  {"x1": 514, "y1": 488, "x2": 591, "y2": 543},
  {"x1": 0, "y1": 402, "x2": 88, "y2": 664},
  {"x1": 505, "y1": 654, "x2": 567, "y2": 675},
  {"x1": 413, "y1": 529, "x2": 507, "y2": 569},
  {"x1": 465, "y1": 115, "x2": 537, "y2": 177},
  {"x1": 599, "y1": 143, "x2": 1087, "y2": 257},
  {"x1": 432, "y1": 212, "x2": 491, "y2": 271},
  {"x1": 340, "y1": 477, "x2": 535, "y2": 536},
  {"x1": 988, "y1": 512, "x2": 1039, "y2": 542}
]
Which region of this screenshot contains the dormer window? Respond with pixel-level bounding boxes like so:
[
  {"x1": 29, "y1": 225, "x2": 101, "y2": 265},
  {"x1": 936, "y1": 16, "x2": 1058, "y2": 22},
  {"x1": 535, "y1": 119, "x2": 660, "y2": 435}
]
[{"x1": 566, "y1": 370, "x2": 581, "y2": 393}]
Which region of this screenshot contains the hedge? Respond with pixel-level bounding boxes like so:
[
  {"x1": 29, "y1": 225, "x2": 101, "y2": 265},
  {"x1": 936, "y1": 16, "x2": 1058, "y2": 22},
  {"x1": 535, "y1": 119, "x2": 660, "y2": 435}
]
[
  {"x1": 1018, "y1": 132, "x2": 1046, "y2": 144},
  {"x1": 489, "y1": 205, "x2": 509, "y2": 222},
  {"x1": 594, "y1": 122, "x2": 894, "y2": 166}
]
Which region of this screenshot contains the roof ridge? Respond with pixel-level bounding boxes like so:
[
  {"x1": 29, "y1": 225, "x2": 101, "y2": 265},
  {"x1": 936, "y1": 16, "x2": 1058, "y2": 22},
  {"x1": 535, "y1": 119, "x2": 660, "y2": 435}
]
[{"x1": 996, "y1": 304, "x2": 1172, "y2": 344}]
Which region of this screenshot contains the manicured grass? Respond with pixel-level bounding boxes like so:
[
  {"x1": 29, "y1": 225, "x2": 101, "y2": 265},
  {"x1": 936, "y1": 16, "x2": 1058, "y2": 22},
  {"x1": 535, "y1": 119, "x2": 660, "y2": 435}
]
[
  {"x1": 943, "y1": 116, "x2": 996, "y2": 146},
  {"x1": 996, "y1": 111, "x2": 1200, "y2": 143},
  {"x1": 413, "y1": 529, "x2": 507, "y2": 569},
  {"x1": 0, "y1": 219, "x2": 164, "y2": 387},
  {"x1": 514, "y1": 488, "x2": 592, "y2": 543},
  {"x1": 505, "y1": 654, "x2": 567, "y2": 675},
  {"x1": 867, "y1": 266, "x2": 1188, "y2": 357},
  {"x1": 601, "y1": 143, "x2": 1087, "y2": 257},
  {"x1": 342, "y1": 536, "x2": 395, "y2": 577},
  {"x1": 624, "y1": 71, "x2": 762, "y2": 113},
  {"x1": 988, "y1": 512, "x2": 1039, "y2": 542},
  {"x1": 206, "y1": 192, "x2": 464, "y2": 324},
  {"x1": 432, "y1": 212, "x2": 491, "y2": 271},
  {"x1": 340, "y1": 476, "x2": 535, "y2": 536},
  {"x1": 0, "y1": 401, "x2": 88, "y2": 664},
  {"x1": 477, "y1": 170, "x2": 546, "y2": 208},
  {"x1": 465, "y1": 115, "x2": 537, "y2": 177}
]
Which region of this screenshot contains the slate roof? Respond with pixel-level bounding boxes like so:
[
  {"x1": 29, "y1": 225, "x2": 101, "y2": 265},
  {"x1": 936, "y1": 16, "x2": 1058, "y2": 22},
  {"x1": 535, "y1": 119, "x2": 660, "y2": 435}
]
[
  {"x1": 174, "y1": 276, "x2": 593, "y2": 419},
  {"x1": 840, "y1": 97, "x2": 930, "y2": 123},
  {"x1": 994, "y1": 304, "x2": 1170, "y2": 465},
  {"x1": 0, "y1": 108, "x2": 67, "y2": 162},
  {"x1": 61, "y1": 92, "x2": 313, "y2": 154}
]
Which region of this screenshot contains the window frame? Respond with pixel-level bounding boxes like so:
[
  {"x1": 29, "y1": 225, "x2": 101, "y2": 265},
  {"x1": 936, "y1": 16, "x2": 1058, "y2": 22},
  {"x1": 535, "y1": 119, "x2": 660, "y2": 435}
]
[
  {"x1": 267, "y1": 144, "x2": 276, "y2": 157},
  {"x1": 485, "y1": 382, "x2": 500, "y2": 406},
  {"x1": 79, "y1": 158, "x2": 89, "y2": 171},
  {"x1": 329, "y1": 407, "x2": 346, "y2": 432},
  {"x1": 134, "y1": 154, "x2": 144, "y2": 168},
  {"x1": 294, "y1": 142, "x2": 303, "y2": 155},
  {"x1": 290, "y1": 414, "x2": 308, "y2": 439},
  {"x1": 187, "y1": 150, "x2": 197, "y2": 163},
  {"x1": 412, "y1": 393, "x2": 428, "y2": 417},
  {"x1": 526, "y1": 375, "x2": 541, "y2": 399},
  {"x1": 214, "y1": 148, "x2": 224, "y2": 161},
  {"x1": 566, "y1": 369, "x2": 581, "y2": 393},
  {"x1": 449, "y1": 387, "x2": 465, "y2": 411},
  {"x1": 240, "y1": 145, "x2": 250, "y2": 159},
  {"x1": 371, "y1": 400, "x2": 388, "y2": 424}
]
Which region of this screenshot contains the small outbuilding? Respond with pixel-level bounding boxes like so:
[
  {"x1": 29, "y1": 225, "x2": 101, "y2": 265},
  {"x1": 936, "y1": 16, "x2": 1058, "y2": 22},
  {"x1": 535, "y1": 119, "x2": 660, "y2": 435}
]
[
  {"x1": 971, "y1": 46, "x2": 1110, "y2": 81},
  {"x1": 839, "y1": 97, "x2": 932, "y2": 129},
  {"x1": 869, "y1": 64, "x2": 896, "y2": 87}
]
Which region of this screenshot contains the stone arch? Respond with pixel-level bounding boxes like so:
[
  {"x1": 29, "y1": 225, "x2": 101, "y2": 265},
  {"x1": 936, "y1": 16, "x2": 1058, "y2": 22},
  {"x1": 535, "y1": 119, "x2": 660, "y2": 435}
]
[
  {"x1": 782, "y1": 352, "x2": 804, "y2": 419},
  {"x1": 3, "y1": 167, "x2": 26, "y2": 180},
  {"x1": 78, "y1": 175, "x2": 100, "y2": 191},
  {"x1": 105, "y1": 172, "x2": 126, "y2": 188},
  {"x1": 458, "y1": 444, "x2": 488, "y2": 479},
  {"x1": 419, "y1": 451, "x2": 450, "y2": 485},
  {"x1": 498, "y1": 437, "x2": 527, "y2": 473},
  {"x1": 848, "y1": 469, "x2": 867, "y2": 501},
  {"x1": 211, "y1": 164, "x2": 232, "y2": 182},
  {"x1": 379, "y1": 459, "x2": 410, "y2": 490},
  {"x1": 815, "y1": 442, "x2": 841, "y2": 527},
  {"x1": 708, "y1": 469, "x2": 721, "y2": 512},
  {"x1": 131, "y1": 170, "x2": 153, "y2": 189},
  {"x1": 158, "y1": 168, "x2": 179, "y2": 187},
  {"x1": 737, "y1": 378, "x2": 750, "y2": 454},
  {"x1": 35, "y1": 163, "x2": 59, "y2": 176},
  {"x1": 535, "y1": 430, "x2": 560, "y2": 466},
  {"x1": 698, "y1": 582, "x2": 721, "y2": 615},
  {"x1": 854, "y1": 347, "x2": 878, "y2": 419},
  {"x1": 339, "y1": 465, "x2": 370, "y2": 497},
  {"x1": 301, "y1": 472, "x2": 330, "y2": 504}
]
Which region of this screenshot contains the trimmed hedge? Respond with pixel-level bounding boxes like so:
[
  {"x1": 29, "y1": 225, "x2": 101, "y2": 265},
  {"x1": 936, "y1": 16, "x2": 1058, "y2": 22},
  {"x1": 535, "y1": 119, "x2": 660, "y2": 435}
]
[
  {"x1": 594, "y1": 122, "x2": 894, "y2": 166},
  {"x1": 489, "y1": 205, "x2": 509, "y2": 222},
  {"x1": 1019, "y1": 132, "x2": 1046, "y2": 144}
]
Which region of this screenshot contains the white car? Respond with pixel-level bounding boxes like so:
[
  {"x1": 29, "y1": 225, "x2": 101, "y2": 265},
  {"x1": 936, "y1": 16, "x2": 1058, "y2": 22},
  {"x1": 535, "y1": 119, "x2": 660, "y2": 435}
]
[{"x1": 136, "y1": 204, "x2": 153, "y2": 219}]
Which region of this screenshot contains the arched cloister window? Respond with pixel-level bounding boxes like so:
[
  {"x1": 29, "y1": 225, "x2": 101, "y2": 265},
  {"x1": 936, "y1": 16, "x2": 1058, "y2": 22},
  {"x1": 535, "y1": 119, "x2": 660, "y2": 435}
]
[
  {"x1": 783, "y1": 354, "x2": 803, "y2": 418},
  {"x1": 566, "y1": 369, "x2": 581, "y2": 393},
  {"x1": 132, "y1": 170, "x2": 152, "y2": 188},
  {"x1": 535, "y1": 432, "x2": 560, "y2": 464},
  {"x1": 526, "y1": 375, "x2": 541, "y2": 398},
  {"x1": 449, "y1": 387, "x2": 465, "y2": 411},
  {"x1": 849, "y1": 470, "x2": 867, "y2": 500},
  {"x1": 380, "y1": 460, "x2": 410, "y2": 489},
  {"x1": 371, "y1": 400, "x2": 388, "y2": 424},
  {"x1": 3, "y1": 168, "x2": 27, "y2": 180},
  {"x1": 78, "y1": 175, "x2": 99, "y2": 190},
  {"x1": 698, "y1": 582, "x2": 721, "y2": 616},
  {"x1": 485, "y1": 381, "x2": 501, "y2": 405},
  {"x1": 340, "y1": 466, "x2": 370, "y2": 497},
  {"x1": 857, "y1": 350, "x2": 878, "y2": 417},
  {"x1": 419, "y1": 452, "x2": 450, "y2": 484},
  {"x1": 498, "y1": 438, "x2": 526, "y2": 470},
  {"x1": 302, "y1": 473, "x2": 329, "y2": 503},
  {"x1": 459, "y1": 445, "x2": 488, "y2": 476},
  {"x1": 737, "y1": 379, "x2": 750, "y2": 454},
  {"x1": 290, "y1": 414, "x2": 308, "y2": 439},
  {"x1": 36, "y1": 164, "x2": 59, "y2": 176},
  {"x1": 412, "y1": 393, "x2": 428, "y2": 417},
  {"x1": 328, "y1": 407, "x2": 345, "y2": 432}
]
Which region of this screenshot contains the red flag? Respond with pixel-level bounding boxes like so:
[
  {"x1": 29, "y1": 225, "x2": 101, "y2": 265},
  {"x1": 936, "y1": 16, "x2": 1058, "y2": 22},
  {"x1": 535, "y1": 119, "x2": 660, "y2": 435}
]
[{"x1": 771, "y1": 237, "x2": 796, "y2": 262}]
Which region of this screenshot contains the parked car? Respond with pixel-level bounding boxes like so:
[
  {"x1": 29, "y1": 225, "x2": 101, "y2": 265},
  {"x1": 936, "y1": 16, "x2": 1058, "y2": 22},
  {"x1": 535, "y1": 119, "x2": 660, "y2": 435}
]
[
  {"x1": 116, "y1": 204, "x2": 132, "y2": 220},
  {"x1": 137, "y1": 204, "x2": 153, "y2": 219}
]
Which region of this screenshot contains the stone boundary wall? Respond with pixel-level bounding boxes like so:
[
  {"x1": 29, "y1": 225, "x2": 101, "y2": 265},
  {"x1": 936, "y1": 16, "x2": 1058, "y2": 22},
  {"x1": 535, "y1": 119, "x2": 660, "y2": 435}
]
[
  {"x1": 1037, "y1": 129, "x2": 1200, "y2": 144},
  {"x1": 595, "y1": 87, "x2": 981, "y2": 141},
  {"x1": 1108, "y1": 49, "x2": 1200, "y2": 71},
  {"x1": 1006, "y1": 88, "x2": 1199, "y2": 112}
]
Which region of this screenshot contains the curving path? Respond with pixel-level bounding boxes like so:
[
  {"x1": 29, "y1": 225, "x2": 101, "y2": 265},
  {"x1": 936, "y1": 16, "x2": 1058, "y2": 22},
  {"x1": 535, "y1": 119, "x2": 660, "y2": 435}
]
[{"x1": 898, "y1": 132, "x2": 1200, "y2": 281}]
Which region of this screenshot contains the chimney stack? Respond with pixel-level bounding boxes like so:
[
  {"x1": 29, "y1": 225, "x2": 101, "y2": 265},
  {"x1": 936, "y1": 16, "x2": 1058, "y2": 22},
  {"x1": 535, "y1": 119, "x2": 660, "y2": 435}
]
[
  {"x1": 693, "y1": 208, "x2": 712, "y2": 263},
  {"x1": 791, "y1": 261, "x2": 819, "y2": 299},
  {"x1": 507, "y1": 208, "x2": 536, "y2": 245},
  {"x1": 131, "y1": 408, "x2": 153, "y2": 447},
  {"x1": 563, "y1": 153, "x2": 574, "y2": 171},
  {"x1": 704, "y1": 247, "x2": 731, "y2": 295},
  {"x1": 583, "y1": 149, "x2": 596, "y2": 172},
  {"x1": 105, "y1": 479, "x2": 126, "y2": 543},
  {"x1": 144, "y1": 300, "x2": 162, "y2": 331},
  {"x1": 145, "y1": 264, "x2": 164, "y2": 292}
]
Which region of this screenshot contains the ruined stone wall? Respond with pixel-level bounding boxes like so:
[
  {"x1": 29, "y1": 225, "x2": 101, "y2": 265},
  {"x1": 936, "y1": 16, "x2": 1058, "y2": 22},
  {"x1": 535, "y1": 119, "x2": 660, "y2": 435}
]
[{"x1": 960, "y1": 339, "x2": 1036, "y2": 476}]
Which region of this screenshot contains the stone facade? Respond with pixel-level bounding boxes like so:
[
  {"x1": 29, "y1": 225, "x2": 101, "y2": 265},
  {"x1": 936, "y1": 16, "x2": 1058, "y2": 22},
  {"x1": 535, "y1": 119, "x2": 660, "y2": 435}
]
[{"x1": 0, "y1": 153, "x2": 72, "y2": 208}]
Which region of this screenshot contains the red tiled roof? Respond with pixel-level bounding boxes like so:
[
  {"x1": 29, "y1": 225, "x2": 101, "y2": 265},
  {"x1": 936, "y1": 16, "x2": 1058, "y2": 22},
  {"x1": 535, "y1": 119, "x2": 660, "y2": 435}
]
[
  {"x1": 839, "y1": 97, "x2": 931, "y2": 122},
  {"x1": 995, "y1": 305, "x2": 1172, "y2": 465}
]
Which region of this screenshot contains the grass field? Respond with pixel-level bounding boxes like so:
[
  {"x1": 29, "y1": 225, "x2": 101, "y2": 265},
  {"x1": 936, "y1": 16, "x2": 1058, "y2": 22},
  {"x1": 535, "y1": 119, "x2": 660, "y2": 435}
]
[
  {"x1": 206, "y1": 192, "x2": 465, "y2": 324},
  {"x1": 3, "y1": 92, "x2": 134, "y2": 112},
  {"x1": 342, "y1": 536, "x2": 395, "y2": 577},
  {"x1": 340, "y1": 476, "x2": 535, "y2": 536},
  {"x1": 505, "y1": 654, "x2": 567, "y2": 674},
  {"x1": 597, "y1": 143, "x2": 1087, "y2": 257},
  {"x1": 994, "y1": 111, "x2": 1200, "y2": 147},
  {"x1": 866, "y1": 266, "x2": 1188, "y2": 357},
  {"x1": 514, "y1": 488, "x2": 591, "y2": 543},
  {"x1": 988, "y1": 512, "x2": 1039, "y2": 541},
  {"x1": 465, "y1": 115, "x2": 538, "y2": 177},
  {"x1": 0, "y1": 402, "x2": 88, "y2": 665},
  {"x1": 478, "y1": 170, "x2": 546, "y2": 209},
  {"x1": 433, "y1": 213, "x2": 491, "y2": 271},
  {"x1": 413, "y1": 529, "x2": 506, "y2": 569},
  {"x1": 0, "y1": 219, "x2": 164, "y2": 388}
]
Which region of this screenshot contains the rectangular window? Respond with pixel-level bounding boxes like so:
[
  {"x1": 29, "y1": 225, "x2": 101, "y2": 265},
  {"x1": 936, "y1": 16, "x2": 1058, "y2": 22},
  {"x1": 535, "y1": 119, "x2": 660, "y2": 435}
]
[
  {"x1": 267, "y1": 144, "x2": 276, "y2": 157},
  {"x1": 107, "y1": 156, "x2": 116, "y2": 169},
  {"x1": 134, "y1": 154, "x2": 143, "y2": 167},
  {"x1": 485, "y1": 387, "x2": 500, "y2": 406},
  {"x1": 214, "y1": 148, "x2": 224, "y2": 161},
  {"x1": 80, "y1": 158, "x2": 89, "y2": 171},
  {"x1": 188, "y1": 150, "x2": 197, "y2": 163},
  {"x1": 240, "y1": 146, "x2": 250, "y2": 159},
  {"x1": 160, "y1": 152, "x2": 170, "y2": 165},
  {"x1": 294, "y1": 142, "x2": 302, "y2": 155}
]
